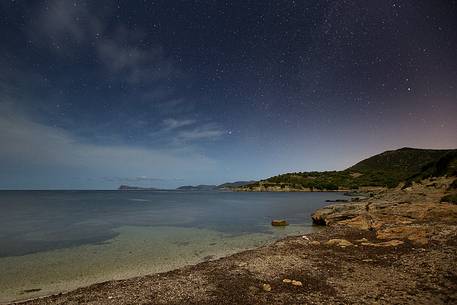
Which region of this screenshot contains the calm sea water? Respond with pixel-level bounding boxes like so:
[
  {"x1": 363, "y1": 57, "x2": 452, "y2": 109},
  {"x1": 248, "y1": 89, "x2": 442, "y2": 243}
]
[{"x1": 0, "y1": 190, "x2": 345, "y2": 302}]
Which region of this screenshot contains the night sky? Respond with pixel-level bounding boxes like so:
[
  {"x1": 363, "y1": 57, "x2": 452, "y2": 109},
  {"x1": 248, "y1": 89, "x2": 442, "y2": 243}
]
[{"x1": 0, "y1": 1, "x2": 456, "y2": 189}]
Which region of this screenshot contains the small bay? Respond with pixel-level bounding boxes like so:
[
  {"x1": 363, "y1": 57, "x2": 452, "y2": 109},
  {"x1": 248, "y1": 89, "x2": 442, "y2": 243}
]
[{"x1": 0, "y1": 190, "x2": 346, "y2": 302}]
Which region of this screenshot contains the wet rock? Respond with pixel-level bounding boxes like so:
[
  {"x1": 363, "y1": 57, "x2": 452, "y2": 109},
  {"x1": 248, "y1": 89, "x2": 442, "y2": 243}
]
[
  {"x1": 271, "y1": 220, "x2": 289, "y2": 226},
  {"x1": 21, "y1": 288, "x2": 42, "y2": 294}
]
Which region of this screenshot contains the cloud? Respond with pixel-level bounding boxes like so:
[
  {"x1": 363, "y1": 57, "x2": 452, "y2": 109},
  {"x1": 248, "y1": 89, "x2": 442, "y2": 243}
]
[
  {"x1": 31, "y1": 1, "x2": 177, "y2": 83},
  {"x1": 0, "y1": 103, "x2": 218, "y2": 189},
  {"x1": 96, "y1": 32, "x2": 175, "y2": 83},
  {"x1": 156, "y1": 119, "x2": 224, "y2": 142},
  {"x1": 33, "y1": 1, "x2": 103, "y2": 45},
  {"x1": 162, "y1": 118, "x2": 196, "y2": 131},
  {"x1": 176, "y1": 124, "x2": 225, "y2": 141}
]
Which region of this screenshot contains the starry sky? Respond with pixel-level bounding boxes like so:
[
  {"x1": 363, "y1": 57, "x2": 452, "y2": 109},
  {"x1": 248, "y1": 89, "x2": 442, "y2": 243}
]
[{"x1": 0, "y1": 0, "x2": 456, "y2": 189}]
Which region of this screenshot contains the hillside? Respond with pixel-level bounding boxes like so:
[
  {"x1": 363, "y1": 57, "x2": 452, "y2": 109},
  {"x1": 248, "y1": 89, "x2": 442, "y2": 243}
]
[
  {"x1": 239, "y1": 148, "x2": 457, "y2": 191},
  {"x1": 217, "y1": 181, "x2": 257, "y2": 189},
  {"x1": 176, "y1": 185, "x2": 217, "y2": 191},
  {"x1": 177, "y1": 181, "x2": 257, "y2": 191}
]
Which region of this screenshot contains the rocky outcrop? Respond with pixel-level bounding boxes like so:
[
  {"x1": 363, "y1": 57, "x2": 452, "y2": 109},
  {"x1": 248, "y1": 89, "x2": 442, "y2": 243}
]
[
  {"x1": 312, "y1": 177, "x2": 457, "y2": 246},
  {"x1": 311, "y1": 202, "x2": 367, "y2": 226}
]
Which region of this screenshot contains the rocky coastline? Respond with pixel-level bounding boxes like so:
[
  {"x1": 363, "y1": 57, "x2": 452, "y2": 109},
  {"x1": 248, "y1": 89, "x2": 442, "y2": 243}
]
[{"x1": 12, "y1": 177, "x2": 457, "y2": 305}]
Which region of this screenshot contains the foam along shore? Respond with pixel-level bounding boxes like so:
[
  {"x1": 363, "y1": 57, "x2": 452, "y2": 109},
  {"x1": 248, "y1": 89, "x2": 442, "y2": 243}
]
[{"x1": 12, "y1": 176, "x2": 457, "y2": 305}]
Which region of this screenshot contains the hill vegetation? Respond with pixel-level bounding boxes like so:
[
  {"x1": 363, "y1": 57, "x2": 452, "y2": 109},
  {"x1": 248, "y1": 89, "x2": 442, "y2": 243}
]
[
  {"x1": 240, "y1": 148, "x2": 457, "y2": 191},
  {"x1": 177, "y1": 181, "x2": 256, "y2": 191}
]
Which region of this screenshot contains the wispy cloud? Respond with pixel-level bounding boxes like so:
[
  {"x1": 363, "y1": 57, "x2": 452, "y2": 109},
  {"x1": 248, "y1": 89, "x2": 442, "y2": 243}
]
[
  {"x1": 96, "y1": 27, "x2": 176, "y2": 83},
  {"x1": 33, "y1": 1, "x2": 103, "y2": 45},
  {"x1": 177, "y1": 124, "x2": 225, "y2": 141},
  {"x1": 155, "y1": 119, "x2": 225, "y2": 143},
  {"x1": 31, "y1": 0, "x2": 177, "y2": 83},
  {"x1": 162, "y1": 118, "x2": 196, "y2": 131},
  {"x1": 0, "y1": 103, "x2": 218, "y2": 189},
  {"x1": 0, "y1": 2, "x2": 228, "y2": 189}
]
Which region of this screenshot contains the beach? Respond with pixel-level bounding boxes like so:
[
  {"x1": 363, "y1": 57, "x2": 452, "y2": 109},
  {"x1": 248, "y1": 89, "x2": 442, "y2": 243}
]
[
  {"x1": 0, "y1": 191, "x2": 335, "y2": 303},
  {"x1": 11, "y1": 177, "x2": 457, "y2": 305}
]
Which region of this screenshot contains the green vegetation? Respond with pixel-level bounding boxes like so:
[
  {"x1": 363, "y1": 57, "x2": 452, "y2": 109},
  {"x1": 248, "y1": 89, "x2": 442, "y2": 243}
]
[
  {"x1": 449, "y1": 179, "x2": 457, "y2": 190},
  {"x1": 243, "y1": 148, "x2": 457, "y2": 191},
  {"x1": 441, "y1": 194, "x2": 457, "y2": 204}
]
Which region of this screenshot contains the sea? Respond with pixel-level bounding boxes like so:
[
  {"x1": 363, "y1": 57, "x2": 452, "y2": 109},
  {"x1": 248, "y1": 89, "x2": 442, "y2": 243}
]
[{"x1": 0, "y1": 190, "x2": 346, "y2": 302}]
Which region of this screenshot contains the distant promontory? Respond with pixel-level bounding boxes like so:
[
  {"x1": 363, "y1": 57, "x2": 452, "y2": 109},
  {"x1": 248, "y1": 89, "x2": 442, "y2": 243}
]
[{"x1": 118, "y1": 181, "x2": 256, "y2": 191}]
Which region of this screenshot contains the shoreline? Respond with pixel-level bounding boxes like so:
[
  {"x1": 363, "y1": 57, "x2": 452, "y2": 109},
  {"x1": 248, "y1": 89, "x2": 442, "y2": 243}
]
[
  {"x1": 9, "y1": 177, "x2": 457, "y2": 304},
  {"x1": 2, "y1": 224, "x2": 321, "y2": 304}
]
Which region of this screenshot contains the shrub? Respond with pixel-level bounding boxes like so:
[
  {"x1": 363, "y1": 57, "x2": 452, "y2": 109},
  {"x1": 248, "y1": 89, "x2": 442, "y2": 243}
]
[
  {"x1": 448, "y1": 179, "x2": 457, "y2": 190},
  {"x1": 441, "y1": 194, "x2": 457, "y2": 204}
]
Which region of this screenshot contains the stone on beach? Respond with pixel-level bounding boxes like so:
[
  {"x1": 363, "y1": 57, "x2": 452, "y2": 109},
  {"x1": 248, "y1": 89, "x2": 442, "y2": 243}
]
[
  {"x1": 283, "y1": 278, "x2": 303, "y2": 286},
  {"x1": 325, "y1": 238, "x2": 353, "y2": 247},
  {"x1": 262, "y1": 283, "x2": 272, "y2": 292},
  {"x1": 361, "y1": 240, "x2": 404, "y2": 247}
]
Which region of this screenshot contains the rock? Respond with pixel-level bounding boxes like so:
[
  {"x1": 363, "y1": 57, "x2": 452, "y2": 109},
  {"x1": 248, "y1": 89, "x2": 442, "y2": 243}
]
[
  {"x1": 325, "y1": 239, "x2": 353, "y2": 247},
  {"x1": 262, "y1": 283, "x2": 271, "y2": 292},
  {"x1": 355, "y1": 238, "x2": 369, "y2": 243},
  {"x1": 311, "y1": 180, "x2": 457, "y2": 251},
  {"x1": 283, "y1": 279, "x2": 302, "y2": 286},
  {"x1": 325, "y1": 199, "x2": 349, "y2": 203},
  {"x1": 339, "y1": 214, "x2": 374, "y2": 230},
  {"x1": 361, "y1": 240, "x2": 404, "y2": 247},
  {"x1": 310, "y1": 241, "x2": 321, "y2": 246},
  {"x1": 376, "y1": 226, "x2": 429, "y2": 245},
  {"x1": 311, "y1": 203, "x2": 366, "y2": 226},
  {"x1": 271, "y1": 220, "x2": 289, "y2": 226}
]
